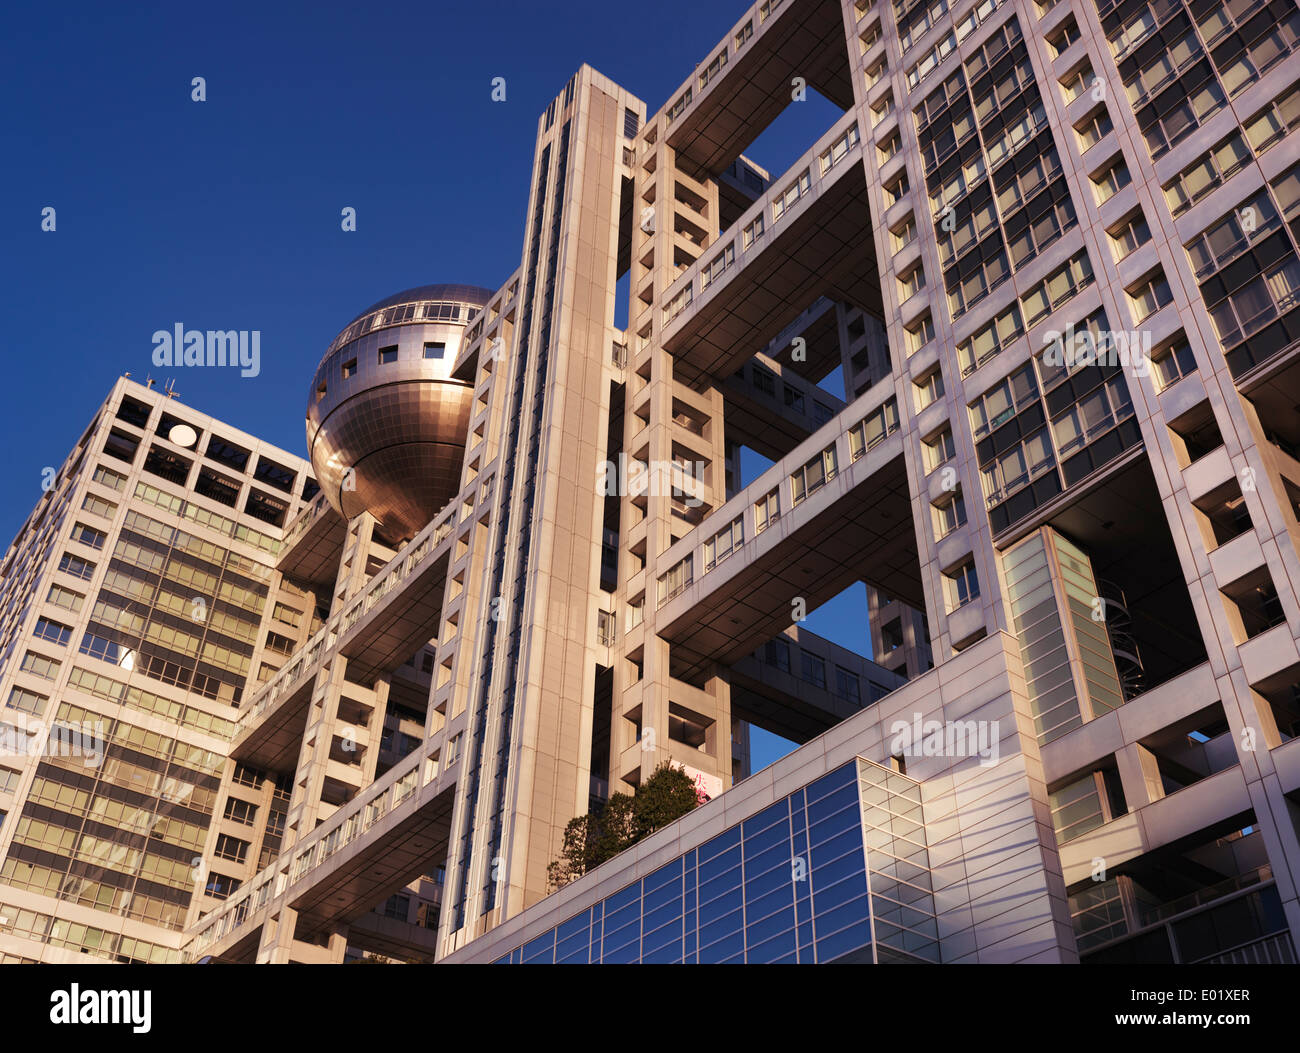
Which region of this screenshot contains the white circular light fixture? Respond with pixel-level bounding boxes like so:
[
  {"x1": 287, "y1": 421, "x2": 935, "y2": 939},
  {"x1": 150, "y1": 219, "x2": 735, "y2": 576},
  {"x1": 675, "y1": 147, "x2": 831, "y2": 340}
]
[{"x1": 169, "y1": 423, "x2": 198, "y2": 448}]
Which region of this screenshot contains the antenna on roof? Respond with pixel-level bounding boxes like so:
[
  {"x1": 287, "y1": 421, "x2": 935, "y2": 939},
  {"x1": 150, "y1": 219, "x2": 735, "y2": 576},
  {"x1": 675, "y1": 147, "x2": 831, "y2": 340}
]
[
  {"x1": 164, "y1": 378, "x2": 181, "y2": 400},
  {"x1": 145, "y1": 375, "x2": 155, "y2": 389}
]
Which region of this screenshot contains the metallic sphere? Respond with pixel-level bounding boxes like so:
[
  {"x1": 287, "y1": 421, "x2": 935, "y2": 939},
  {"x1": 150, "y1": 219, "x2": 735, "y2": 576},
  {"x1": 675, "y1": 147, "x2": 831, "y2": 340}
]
[{"x1": 307, "y1": 284, "x2": 493, "y2": 543}]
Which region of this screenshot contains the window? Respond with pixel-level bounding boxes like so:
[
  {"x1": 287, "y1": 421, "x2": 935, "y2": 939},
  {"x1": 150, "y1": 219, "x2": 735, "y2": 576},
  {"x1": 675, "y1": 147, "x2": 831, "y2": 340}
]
[
  {"x1": 871, "y1": 91, "x2": 895, "y2": 126},
  {"x1": 791, "y1": 446, "x2": 838, "y2": 504},
  {"x1": 214, "y1": 834, "x2": 249, "y2": 864},
  {"x1": 1127, "y1": 270, "x2": 1173, "y2": 321},
  {"x1": 1151, "y1": 337, "x2": 1198, "y2": 390},
  {"x1": 1108, "y1": 211, "x2": 1151, "y2": 259},
  {"x1": 272, "y1": 602, "x2": 301, "y2": 628},
  {"x1": 883, "y1": 172, "x2": 909, "y2": 205},
  {"x1": 1244, "y1": 82, "x2": 1300, "y2": 155},
  {"x1": 1060, "y1": 62, "x2": 1094, "y2": 102},
  {"x1": 657, "y1": 556, "x2": 693, "y2": 606},
  {"x1": 1074, "y1": 107, "x2": 1112, "y2": 151},
  {"x1": 849, "y1": 399, "x2": 900, "y2": 458},
  {"x1": 232, "y1": 763, "x2": 263, "y2": 789},
  {"x1": 764, "y1": 638, "x2": 791, "y2": 672},
  {"x1": 701, "y1": 244, "x2": 734, "y2": 289},
  {"x1": 752, "y1": 365, "x2": 776, "y2": 396},
  {"x1": 1007, "y1": 197, "x2": 1077, "y2": 269},
  {"x1": 932, "y1": 489, "x2": 967, "y2": 538},
  {"x1": 782, "y1": 384, "x2": 806, "y2": 415},
  {"x1": 204, "y1": 873, "x2": 241, "y2": 901},
  {"x1": 341, "y1": 358, "x2": 357, "y2": 379},
  {"x1": 423, "y1": 342, "x2": 446, "y2": 359},
  {"x1": 70, "y1": 523, "x2": 107, "y2": 550},
  {"x1": 1020, "y1": 251, "x2": 1093, "y2": 326},
  {"x1": 57, "y1": 553, "x2": 95, "y2": 581},
  {"x1": 947, "y1": 248, "x2": 1010, "y2": 319},
  {"x1": 19, "y1": 652, "x2": 60, "y2": 681},
  {"x1": 33, "y1": 618, "x2": 72, "y2": 647},
  {"x1": 755, "y1": 488, "x2": 780, "y2": 532},
  {"x1": 46, "y1": 584, "x2": 83, "y2": 613},
  {"x1": 1206, "y1": 260, "x2": 1300, "y2": 349},
  {"x1": 914, "y1": 368, "x2": 945, "y2": 410},
  {"x1": 946, "y1": 560, "x2": 980, "y2": 609},
  {"x1": 743, "y1": 214, "x2": 765, "y2": 248},
  {"x1": 223, "y1": 798, "x2": 257, "y2": 826},
  {"x1": 7, "y1": 687, "x2": 47, "y2": 715},
  {"x1": 1050, "y1": 376, "x2": 1134, "y2": 455},
  {"x1": 1185, "y1": 192, "x2": 1281, "y2": 279},
  {"x1": 1140, "y1": 71, "x2": 1226, "y2": 159},
  {"x1": 891, "y1": 216, "x2": 917, "y2": 252},
  {"x1": 1269, "y1": 164, "x2": 1300, "y2": 223},
  {"x1": 800, "y1": 651, "x2": 826, "y2": 689},
  {"x1": 970, "y1": 362, "x2": 1038, "y2": 439},
  {"x1": 1091, "y1": 157, "x2": 1131, "y2": 205},
  {"x1": 958, "y1": 303, "x2": 1022, "y2": 375},
  {"x1": 898, "y1": 264, "x2": 926, "y2": 300},
  {"x1": 91, "y1": 465, "x2": 127, "y2": 491},
  {"x1": 1047, "y1": 16, "x2": 1079, "y2": 56},
  {"x1": 834, "y1": 667, "x2": 860, "y2": 702},
  {"x1": 980, "y1": 428, "x2": 1055, "y2": 506},
  {"x1": 1163, "y1": 133, "x2": 1252, "y2": 215},
  {"x1": 878, "y1": 132, "x2": 901, "y2": 163},
  {"x1": 699, "y1": 48, "x2": 728, "y2": 89},
  {"x1": 704, "y1": 517, "x2": 744, "y2": 570},
  {"x1": 772, "y1": 170, "x2": 811, "y2": 221},
  {"x1": 923, "y1": 427, "x2": 955, "y2": 472},
  {"x1": 905, "y1": 312, "x2": 934, "y2": 354}
]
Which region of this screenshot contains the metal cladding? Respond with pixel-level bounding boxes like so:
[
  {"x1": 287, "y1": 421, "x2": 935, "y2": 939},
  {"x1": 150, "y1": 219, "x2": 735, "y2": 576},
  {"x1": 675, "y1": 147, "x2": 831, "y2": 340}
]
[{"x1": 307, "y1": 284, "x2": 493, "y2": 543}]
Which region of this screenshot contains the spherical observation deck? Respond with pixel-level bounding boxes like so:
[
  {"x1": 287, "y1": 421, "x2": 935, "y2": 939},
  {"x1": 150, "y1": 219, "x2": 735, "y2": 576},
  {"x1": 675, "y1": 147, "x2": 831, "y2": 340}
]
[{"x1": 306, "y1": 283, "x2": 493, "y2": 543}]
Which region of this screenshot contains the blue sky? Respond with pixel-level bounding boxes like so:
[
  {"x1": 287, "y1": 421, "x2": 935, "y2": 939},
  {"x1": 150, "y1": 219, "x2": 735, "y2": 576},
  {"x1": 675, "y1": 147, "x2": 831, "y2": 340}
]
[{"x1": 2, "y1": 0, "x2": 866, "y2": 770}]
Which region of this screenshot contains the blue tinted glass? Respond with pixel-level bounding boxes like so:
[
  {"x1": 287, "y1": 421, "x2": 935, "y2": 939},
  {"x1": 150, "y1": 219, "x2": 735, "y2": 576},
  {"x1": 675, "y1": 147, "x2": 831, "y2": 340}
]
[
  {"x1": 606, "y1": 881, "x2": 642, "y2": 914},
  {"x1": 743, "y1": 800, "x2": 790, "y2": 838},
  {"x1": 812, "y1": 892, "x2": 872, "y2": 941},
  {"x1": 521, "y1": 930, "x2": 556, "y2": 963},
  {"x1": 643, "y1": 918, "x2": 683, "y2": 954},
  {"x1": 699, "y1": 846, "x2": 742, "y2": 884},
  {"x1": 642, "y1": 939, "x2": 682, "y2": 963},
  {"x1": 815, "y1": 920, "x2": 872, "y2": 962},
  {"x1": 699, "y1": 826, "x2": 742, "y2": 861},
  {"x1": 644, "y1": 857, "x2": 682, "y2": 893},
  {"x1": 743, "y1": 819, "x2": 791, "y2": 857},
  {"x1": 806, "y1": 763, "x2": 855, "y2": 805},
  {"x1": 644, "y1": 900, "x2": 683, "y2": 934},
  {"x1": 698, "y1": 929, "x2": 746, "y2": 963},
  {"x1": 698, "y1": 905, "x2": 744, "y2": 945},
  {"x1": 746, "y1": 884, "x2": 796, "y2": 926},
  {"x1": 699, "y1": 867, "x2": 743, "y2": 908},
  {"x1": 813, "y1": 869, "x2": 869, "y2": 914},
  {"x1": 745, "y1": 845, "x2": 794, "y2": 884},
  {"x1": 643, "y1": 878, "x2": 682, "y2": 914},
  {"x1": 806, "y1": 784, "x2": 860, "y2": 828},
  {"x1": 602, "y1": 916, "x2": 639, "y2": 954},
  {"x1": 602, "y1": 940, "x2": 642, "y2": 964},
  {"x1": 748, "y1": 926, "x2": 798, "y2": 963},
  {"x1": 555, "y1": 909, "x2": 591, "y2": 944},
  {"x1": 810, "y1": 827, "x2": 865, "y2": 872}
]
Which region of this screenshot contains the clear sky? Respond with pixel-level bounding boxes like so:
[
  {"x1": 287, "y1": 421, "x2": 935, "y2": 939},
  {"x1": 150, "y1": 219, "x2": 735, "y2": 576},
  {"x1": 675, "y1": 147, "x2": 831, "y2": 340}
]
[{"x1": 2, "y1": 0, "x2": 864, "y2": 770}]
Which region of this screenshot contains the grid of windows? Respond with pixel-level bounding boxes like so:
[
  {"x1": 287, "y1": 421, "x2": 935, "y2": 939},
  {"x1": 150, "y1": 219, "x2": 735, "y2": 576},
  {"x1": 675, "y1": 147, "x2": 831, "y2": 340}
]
[{"x1": 494, "y1": 763, "x2": 927, "y2": 964}]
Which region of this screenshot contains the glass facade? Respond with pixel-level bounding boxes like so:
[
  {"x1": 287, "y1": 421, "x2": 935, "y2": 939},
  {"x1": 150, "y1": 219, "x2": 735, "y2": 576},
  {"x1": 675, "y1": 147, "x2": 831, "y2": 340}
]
[{"x1": 493, "y1": 759, "x2": 939, "y2": 964}]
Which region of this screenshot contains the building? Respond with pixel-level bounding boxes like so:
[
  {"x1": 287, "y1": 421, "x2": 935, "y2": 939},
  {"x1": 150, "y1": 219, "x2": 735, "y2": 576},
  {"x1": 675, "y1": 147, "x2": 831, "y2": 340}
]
[{"x1": 6, "y1": 0, "x2": 1300, "y2": 964}]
